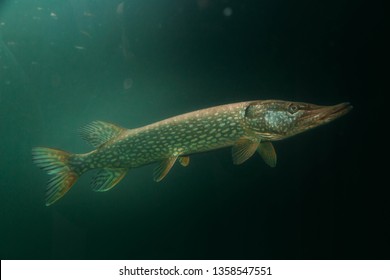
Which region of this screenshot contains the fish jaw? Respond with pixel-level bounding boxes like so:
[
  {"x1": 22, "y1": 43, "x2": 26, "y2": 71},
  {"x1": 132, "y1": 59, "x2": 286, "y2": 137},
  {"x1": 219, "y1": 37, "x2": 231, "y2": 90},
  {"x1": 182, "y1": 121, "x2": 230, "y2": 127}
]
[{"x1": 297, "y1": 102, "x2": 353, "y2": 131}]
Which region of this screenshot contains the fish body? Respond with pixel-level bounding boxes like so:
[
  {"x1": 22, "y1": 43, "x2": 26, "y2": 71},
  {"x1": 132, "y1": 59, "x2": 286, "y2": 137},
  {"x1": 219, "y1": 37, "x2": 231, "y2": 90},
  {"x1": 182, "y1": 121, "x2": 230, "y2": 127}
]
[
  {"x1": 33, "y1": 100, "x2": 352, "y2": 205},
  {"x1": 83, "y1": 102, "x2": 247, "y2": 169}
]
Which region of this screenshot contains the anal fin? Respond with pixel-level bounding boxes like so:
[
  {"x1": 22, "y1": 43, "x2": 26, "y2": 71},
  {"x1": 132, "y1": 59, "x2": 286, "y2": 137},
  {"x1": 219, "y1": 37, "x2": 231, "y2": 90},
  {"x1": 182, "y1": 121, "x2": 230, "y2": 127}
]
[
  {"x1": 232, "y1": 138, "x2": 259, "y2": 165},
  {"x1": 257, "y1": 142, "x2": 277, "y2": 167},
  {"x1": 92, "y1": 168, "x2": 128, "y2": 192},
  {"x1": 154, "y1": 156, "x2": 178, "y2": 182}
]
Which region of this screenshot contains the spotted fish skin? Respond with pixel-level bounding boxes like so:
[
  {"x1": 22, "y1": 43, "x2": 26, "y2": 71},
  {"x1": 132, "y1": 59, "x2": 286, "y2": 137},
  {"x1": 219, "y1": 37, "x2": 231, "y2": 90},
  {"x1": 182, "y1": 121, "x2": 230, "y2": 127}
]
[
  {"x1": 85, "y1": 102, "x2": 249, "y2": 169},
  {"x1": 32, "y1": 100, "x2": 352, "y2": 205}
]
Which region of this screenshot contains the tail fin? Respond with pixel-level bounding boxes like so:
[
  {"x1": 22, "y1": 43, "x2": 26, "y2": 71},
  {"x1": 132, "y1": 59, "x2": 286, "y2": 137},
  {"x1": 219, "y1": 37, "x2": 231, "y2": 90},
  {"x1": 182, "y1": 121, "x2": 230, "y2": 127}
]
[{"x1": 32, "y1": 147, "x2": 80, "y2": 206}]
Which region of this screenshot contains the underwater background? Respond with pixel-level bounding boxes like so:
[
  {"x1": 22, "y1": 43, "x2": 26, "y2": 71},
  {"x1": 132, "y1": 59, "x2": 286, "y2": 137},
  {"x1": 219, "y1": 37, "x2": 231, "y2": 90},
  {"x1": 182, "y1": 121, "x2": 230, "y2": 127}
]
[{"x1": 0, "y1": 0, "x2": 386, "y2": 259}]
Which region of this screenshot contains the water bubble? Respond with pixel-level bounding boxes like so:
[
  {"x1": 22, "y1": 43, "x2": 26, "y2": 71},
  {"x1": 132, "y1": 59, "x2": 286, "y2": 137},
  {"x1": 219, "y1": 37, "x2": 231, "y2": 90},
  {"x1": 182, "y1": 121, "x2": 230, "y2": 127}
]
[
  {"x1": 50, "y1": 12, "x2": 58, "y2": 20},
  {"x1": 123, "y1": 78, "x2": 133, "y2": 90},
  {"x1": 117, "y1": 2, "x2": 124, "y2": 15},
  {"x1": 223, "y1": 7, "x2": 233, "y2": 17},
  {"x1": 74, "y1": 45, "x2": 86, "y2": 50}
]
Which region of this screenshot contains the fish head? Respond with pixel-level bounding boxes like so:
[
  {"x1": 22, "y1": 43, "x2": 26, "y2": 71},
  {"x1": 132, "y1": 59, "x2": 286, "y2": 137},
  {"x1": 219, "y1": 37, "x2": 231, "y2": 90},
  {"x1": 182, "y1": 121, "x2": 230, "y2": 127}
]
[{"x1": 244, "y1": 100, "x2": 352, "y2": 140}]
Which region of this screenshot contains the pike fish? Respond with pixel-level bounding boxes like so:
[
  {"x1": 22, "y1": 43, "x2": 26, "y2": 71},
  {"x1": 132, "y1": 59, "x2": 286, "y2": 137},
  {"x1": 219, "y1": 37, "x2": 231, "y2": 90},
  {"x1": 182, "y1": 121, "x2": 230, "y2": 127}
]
[{"x1": 32, "y1": 100, "x2": 352, "y2": 206}]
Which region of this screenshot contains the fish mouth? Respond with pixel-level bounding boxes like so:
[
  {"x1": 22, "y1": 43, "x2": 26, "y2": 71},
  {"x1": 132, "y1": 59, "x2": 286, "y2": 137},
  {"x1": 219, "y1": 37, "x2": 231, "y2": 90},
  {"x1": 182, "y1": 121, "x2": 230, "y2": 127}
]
[
  {"x1": 317, "y1": 102, "x2": 353, "y2": 123},
  {"x1": 299, "y1": 102, "x2": 352, "y2": 131}
]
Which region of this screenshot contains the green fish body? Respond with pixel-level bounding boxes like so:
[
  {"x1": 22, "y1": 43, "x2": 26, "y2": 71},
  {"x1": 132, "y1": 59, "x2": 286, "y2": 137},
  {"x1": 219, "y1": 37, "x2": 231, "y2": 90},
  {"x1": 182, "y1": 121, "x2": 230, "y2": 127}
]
[{"x1": 33, "y1": 100, "x2": 352, "y2": 205}]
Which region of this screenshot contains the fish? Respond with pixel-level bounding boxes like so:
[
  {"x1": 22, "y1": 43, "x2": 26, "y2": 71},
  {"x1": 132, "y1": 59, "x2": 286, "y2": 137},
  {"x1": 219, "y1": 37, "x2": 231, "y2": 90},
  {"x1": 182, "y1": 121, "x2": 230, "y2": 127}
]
[{"x1": 32, "y1": 100, "x2": 352, "y2": 206}]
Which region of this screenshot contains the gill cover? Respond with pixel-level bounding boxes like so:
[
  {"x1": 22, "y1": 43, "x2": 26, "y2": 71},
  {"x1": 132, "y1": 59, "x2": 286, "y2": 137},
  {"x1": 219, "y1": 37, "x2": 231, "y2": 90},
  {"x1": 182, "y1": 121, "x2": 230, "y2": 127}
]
[{"x1": 244, "y1": 101, "x2": 304, "y2": 139}]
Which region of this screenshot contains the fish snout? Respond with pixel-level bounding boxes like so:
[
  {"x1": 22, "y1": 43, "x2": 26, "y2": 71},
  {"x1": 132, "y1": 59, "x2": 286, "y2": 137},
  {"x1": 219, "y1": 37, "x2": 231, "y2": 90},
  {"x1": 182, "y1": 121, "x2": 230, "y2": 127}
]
[{"x1": 316, "y1": 102, "x2": 353, "y2": 123}]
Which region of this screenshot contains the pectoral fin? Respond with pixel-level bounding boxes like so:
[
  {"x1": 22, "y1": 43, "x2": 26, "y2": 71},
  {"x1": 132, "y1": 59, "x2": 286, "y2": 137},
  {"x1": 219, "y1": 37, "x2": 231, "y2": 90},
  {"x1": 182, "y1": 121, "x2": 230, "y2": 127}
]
[
  {"x1": 232, "y1": 138, "x2": 259, "y2": 165},
  {"x1": 92, "y1": 168, "x2": 128, "y2": 192},
  {"x1": 257, "y1": 142, "x2": 277, "y2": 167},
  {"x1": 154, "y1": 156, "x2": 178, "y2": 182}
]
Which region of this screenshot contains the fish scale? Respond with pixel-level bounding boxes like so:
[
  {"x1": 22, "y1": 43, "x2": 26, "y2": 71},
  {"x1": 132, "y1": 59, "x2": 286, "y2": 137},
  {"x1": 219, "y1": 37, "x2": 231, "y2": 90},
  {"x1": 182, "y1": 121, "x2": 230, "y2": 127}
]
[
  {"x1": 104, "y1": 102, "x2": 247, "y2": 168},
  {"x1": 32, "y1": 100, "x2": 352, "y2": 205}
]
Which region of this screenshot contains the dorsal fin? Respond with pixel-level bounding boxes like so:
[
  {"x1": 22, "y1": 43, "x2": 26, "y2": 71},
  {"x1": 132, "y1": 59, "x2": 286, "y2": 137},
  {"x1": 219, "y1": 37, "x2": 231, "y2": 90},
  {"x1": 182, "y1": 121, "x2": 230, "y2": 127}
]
[{"x1": 79, "y1": 121, "x2": 125, "y2": 148}]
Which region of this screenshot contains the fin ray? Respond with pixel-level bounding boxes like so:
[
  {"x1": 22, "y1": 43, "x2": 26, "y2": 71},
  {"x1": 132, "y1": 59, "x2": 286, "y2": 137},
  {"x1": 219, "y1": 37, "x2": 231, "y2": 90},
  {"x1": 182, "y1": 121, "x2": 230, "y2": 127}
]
[
  {"x1": 154, "y1": 156, "x2": 178, "y2": 182},
  {"x1": 32, "y1": 147, "x2": 79, "y2": 206},
  {"x1": 92, "y1": 168, "x2": 128, "y2": 192},
  {"x1": 257, "y1": 142, "x2": 277, "y2": 167},
  {"x1": 232, "y1": 138, "x2": 259, "y2": 165},
  {"x1": 79, "y1": 121, "x2": 125, "y2": 148},
  {"x1": 178, "y1": 156, "x2": 190, "y2": 167}
]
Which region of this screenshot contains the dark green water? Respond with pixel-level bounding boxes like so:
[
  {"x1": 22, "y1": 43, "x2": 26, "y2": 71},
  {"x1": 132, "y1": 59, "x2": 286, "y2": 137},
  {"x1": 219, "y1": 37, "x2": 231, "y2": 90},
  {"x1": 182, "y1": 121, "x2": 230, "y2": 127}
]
[{"x1": 0, "y1": 0, "x2": 387, "y2": 259}]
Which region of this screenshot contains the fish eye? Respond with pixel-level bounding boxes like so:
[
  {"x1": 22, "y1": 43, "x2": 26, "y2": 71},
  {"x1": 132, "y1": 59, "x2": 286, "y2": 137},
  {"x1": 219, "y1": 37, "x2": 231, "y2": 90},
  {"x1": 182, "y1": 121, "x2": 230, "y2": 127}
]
[{"x1": 288, "y1": 104, "x2": 299, "y2": 114}]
